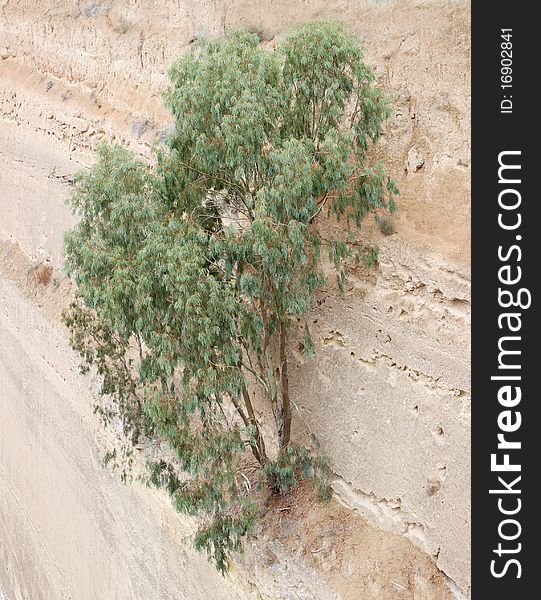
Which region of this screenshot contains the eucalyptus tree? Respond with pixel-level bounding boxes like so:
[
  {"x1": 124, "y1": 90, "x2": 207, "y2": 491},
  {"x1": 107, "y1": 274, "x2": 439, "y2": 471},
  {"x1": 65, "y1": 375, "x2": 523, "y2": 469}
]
[{"x1": 64, "y1": 21, "x2": 397, "y2": 572}]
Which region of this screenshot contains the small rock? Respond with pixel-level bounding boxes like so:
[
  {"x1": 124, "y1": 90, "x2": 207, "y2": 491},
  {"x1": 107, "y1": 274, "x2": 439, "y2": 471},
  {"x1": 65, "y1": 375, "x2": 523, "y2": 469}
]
[
  {"x1": 256, "y1": 30, "x2": 275, "y2": 42},
  {"x1": 406, "y1": 146, "x2": 425, "y2": 173}
]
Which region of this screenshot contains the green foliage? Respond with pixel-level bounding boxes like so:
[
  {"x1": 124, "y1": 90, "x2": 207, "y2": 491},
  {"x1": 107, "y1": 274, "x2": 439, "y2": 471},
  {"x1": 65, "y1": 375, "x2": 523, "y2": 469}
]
[
  {"x1": 193, "y1": 499, "x2": 259, "y2": 575},
  {"x1": 63, "y1": 20, "x2": 397, "y2": 573},
  {"x1": 262, "y1": 442, "x2": 331, "y2": 501}
]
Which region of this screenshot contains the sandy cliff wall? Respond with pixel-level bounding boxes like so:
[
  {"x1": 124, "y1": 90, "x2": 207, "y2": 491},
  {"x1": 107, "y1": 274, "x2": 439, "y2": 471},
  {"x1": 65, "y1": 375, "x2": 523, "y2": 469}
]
[
  {"x1": 0, "y1": 1, "x2": 470, "y2": 598},
  {"x1": 0, "y1": 268, "x2": 259, "y2": 600}
]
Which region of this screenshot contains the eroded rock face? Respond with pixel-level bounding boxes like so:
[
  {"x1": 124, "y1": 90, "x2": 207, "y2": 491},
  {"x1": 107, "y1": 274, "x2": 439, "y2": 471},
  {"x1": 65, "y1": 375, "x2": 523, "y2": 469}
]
[
  {"x1": 0, "y1": 270, "x2": 261, "y2": 600},
  {"x1": 290, "y1": 238, "x2": 470, "y2": 593},
  {"x1": 0, "y1": 1, "x2": 470, "y2": 598}
]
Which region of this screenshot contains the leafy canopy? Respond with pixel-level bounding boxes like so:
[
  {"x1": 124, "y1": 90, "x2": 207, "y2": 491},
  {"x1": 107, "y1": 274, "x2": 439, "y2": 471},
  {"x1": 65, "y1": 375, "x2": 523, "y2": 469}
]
[{"x1": 63, "y1": 21, "x2": 397, "y2": 573}]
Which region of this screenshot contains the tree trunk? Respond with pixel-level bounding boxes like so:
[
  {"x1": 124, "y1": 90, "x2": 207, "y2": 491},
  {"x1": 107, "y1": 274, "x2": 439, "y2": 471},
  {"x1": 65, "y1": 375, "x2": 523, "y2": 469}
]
[
  {"x1": 230, "y1": 386, "x2": 269, "y2": 466},
  {"x1": 278, "y1": 318, "x2": 291, "y2": 448},
  {"x1": 242, "y1": 384, "x2": 270, "y2": 465}
]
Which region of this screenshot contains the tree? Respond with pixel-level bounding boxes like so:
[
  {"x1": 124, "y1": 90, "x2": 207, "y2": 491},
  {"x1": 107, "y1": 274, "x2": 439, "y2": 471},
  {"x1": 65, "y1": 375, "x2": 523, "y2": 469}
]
[{"x1": 63, "y1": 21, "x2": 397, "y2": 573}]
